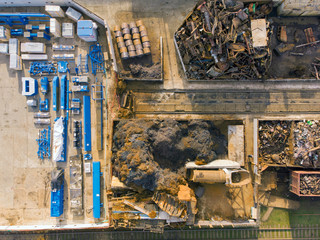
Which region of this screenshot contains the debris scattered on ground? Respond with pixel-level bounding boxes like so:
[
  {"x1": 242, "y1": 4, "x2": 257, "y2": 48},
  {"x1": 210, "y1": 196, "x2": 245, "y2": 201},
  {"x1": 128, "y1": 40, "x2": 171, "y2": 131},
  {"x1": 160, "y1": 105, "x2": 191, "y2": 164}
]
[
  {"x1": 112, "y1": 120, "x2": 227, "y2": 195},
  {"x1": 129, "y1": 62, "x2": 161, "y2": 79},
  {"x1": 259, "y1": 121, "x2": 292, "y2": 165},
  {"x1": 175, "y1": 0, "x2": 272, "y2": 80},
  {"x1": 300, "y1": 174, "x2": 320, "y2": 195},
  {"x1": 311, "y1": 57, "x2": 320, "y2": 80},
  {"x1": 294, "y1": 120, "x2": 320, "y2": 167}
]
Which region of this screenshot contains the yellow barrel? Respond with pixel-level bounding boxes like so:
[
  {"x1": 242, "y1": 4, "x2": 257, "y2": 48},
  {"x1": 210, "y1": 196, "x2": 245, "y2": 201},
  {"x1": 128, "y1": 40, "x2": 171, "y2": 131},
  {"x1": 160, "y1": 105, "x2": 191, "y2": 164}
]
[
  {"x1": 136, "y1": 20, "x2": 144, "y2": 27},
  {"x1": 125, "y1": 40, "x2": 133, "y2": 46}
]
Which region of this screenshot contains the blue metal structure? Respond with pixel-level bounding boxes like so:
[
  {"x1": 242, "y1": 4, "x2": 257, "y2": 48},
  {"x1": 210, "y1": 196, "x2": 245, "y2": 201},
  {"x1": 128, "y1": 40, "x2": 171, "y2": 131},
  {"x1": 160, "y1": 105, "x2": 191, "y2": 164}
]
[
  {"x1": 60, "y1": 75, "x2": 67, "y2": 110},
  {"x1": 76, "y1": 53, "x2": 89, "y2": 75},
  {"x1": 84, "y1": 153, "x2": 92, "y2": 160},
  {"x1": 50, "y1": 169, "x2": 64, "y2": 217},
  {"x1": 93, "y1": 161, "x2": 102, "y2": 219},
  {"x1": 24, "y1": 31, "x2": 51, "y2": 41},
  {"x1": 36, "y1": 126, "x2": 51, "y2": 160},
  {"x1": 88, "y1": 43, "x2": 105, "y2": 75},
  {"x1": 10, "y1": 29, "x2": 24, "y2": 36},
  {"x1": 29, "y1": 62, "x2": 56, "y2": 76},
  {"x1": 40, "y1": 77, "x2": 49, "y2": 94},
  {"x1": 57, "y1": 61, "x2": 69, "y2": 73},
  {"x1": 60, "y1": 79, "x2": 70, "y2": 162},
  {"x1": 52, "y1": 76, "x2": 59, "y2": 111},
  {"x1": 0, "y1": 13, "x2": 51, "y2": 26},
  {"x1": 39, "y1": 99, "x2": 49, "y2": 112},
  {"x1": 26, "y1": 24, "x2": 50, "y2": 33},
  {"x1": 83, "y1": 95, "x2": 92, "y2": 152}
]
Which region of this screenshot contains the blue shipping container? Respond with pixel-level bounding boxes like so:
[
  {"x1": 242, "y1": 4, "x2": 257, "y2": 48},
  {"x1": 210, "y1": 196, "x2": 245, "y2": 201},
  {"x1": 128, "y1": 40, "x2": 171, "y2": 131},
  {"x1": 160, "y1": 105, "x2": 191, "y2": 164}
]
[
  {"x1": 83, "y1": 95, "x2": 92, "y2": 152},
  {"x1": 52, "y1": 76, "x2": 59, "y2": 111},
  {"x1": 93, "y1": 161, "x2": 102, "y2": 219},
  {"x1": 77, "y1": 20, "x2": 97, "y2": 42},
  {"x1": 60, "y1": 75, "x2": 67, "y2": 110}
]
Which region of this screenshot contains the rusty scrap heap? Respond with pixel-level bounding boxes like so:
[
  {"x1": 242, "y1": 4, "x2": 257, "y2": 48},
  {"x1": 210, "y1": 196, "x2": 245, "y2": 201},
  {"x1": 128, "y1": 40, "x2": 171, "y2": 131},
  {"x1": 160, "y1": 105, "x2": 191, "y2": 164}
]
[
  {"x1": 300, "y1": 174, "x2": 320, "y2": 195},
  {"x1": 294, "y1": 121, "x2": 320, "y2": 168},
  {"x1": 259, "y1": 121, "x2": 291, "y2": 165},
  {"x1": 175, "y1": 0, "x2": 272, "y2": 80}
]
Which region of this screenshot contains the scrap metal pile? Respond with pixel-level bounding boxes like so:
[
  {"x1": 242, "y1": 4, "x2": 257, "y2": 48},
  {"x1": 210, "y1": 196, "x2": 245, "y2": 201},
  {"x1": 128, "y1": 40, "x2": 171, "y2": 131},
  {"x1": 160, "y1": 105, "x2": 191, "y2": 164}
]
[
  {"x1": 259, "y1": 121, "x2": 291, "y2": 165},
  {"x1": 300, "y1": 174, "x2": 320, "y2": 195},
  {"x1": 294, "y1": 121, "x2": 320, "y2": 168},
  {"x1": 175, "y1": 0, "x2": 272, "y2": 80}
]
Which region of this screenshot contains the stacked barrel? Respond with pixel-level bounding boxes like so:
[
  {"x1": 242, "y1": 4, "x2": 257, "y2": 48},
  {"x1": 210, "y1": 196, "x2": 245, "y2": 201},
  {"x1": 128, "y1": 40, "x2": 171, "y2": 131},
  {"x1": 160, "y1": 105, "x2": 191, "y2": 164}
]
[{"x1": 114, "y1": 20, "x2": 151, "y2": 60}]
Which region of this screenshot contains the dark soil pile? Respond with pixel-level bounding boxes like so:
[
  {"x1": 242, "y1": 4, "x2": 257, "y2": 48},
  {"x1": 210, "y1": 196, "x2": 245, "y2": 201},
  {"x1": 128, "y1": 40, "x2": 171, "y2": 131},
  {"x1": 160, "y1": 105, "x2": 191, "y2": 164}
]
[{"x1": 112, "y1": 119, "x2": 227, "y2": 195}]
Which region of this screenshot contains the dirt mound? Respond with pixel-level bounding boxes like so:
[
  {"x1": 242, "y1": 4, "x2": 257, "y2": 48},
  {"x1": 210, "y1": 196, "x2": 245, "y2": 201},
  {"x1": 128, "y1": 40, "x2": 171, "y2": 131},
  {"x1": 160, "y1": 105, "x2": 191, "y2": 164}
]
[{"x1": 112, "y1": 120, "x2": 227, "y2": 195}]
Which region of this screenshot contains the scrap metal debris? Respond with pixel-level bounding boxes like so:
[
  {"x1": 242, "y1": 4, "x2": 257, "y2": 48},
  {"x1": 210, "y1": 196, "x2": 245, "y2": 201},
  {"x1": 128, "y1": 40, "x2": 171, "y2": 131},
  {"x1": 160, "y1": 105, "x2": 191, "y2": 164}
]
[
  {"x1": 311, "y1": 57, "x2": 320, "y2": 80},
  {"x1": 300, "y1": 174, "x2": 320, "y2": 195},
  {"x1": 259, "y1": 121, "x2": 291, "y2": 165},
  {"x1": 294, "y1": 121, "x2": 320, "y2": 167},
  {"x1": 152, "y1": 192, "x2": 187, "y2": 218},
  {"x1": 129, "y1": 63, "x2": 161, "y2": 79},
  {"x1": 175, "y1": 0, "x2": 272, "y2": 80}
]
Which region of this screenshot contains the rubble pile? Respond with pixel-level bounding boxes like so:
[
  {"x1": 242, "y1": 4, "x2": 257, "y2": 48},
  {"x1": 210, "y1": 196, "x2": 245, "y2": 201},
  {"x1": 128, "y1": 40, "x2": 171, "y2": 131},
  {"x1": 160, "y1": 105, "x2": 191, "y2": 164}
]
[
  {"x1": 112, "y1": 119, "x2": 227, "y2": 195},
  {"x1": 294, "y1": 121, "x2": 320, "y2": 167},
  {"x1": 129, "y1": 63, "x2": 161, "y2": 79},
  {"x1": 300, "y1": 174, "x2": 320, "y2": 195},
  {"x1": 175, "y1": 0, "x2": 272, "y2": 80},
  {"x1": 259, "y1": 121, "x2": 291, "y2": 165},
  {"x1": 311, "y1": 57, "x2": 320, "y2": 80}
]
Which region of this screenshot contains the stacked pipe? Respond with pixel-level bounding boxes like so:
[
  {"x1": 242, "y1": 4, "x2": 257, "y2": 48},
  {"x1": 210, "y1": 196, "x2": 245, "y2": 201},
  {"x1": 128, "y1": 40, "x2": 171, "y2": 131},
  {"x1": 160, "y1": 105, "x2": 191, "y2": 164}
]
[{"x1": 114, "y1": 20, "x2": 151, "y2": 59}]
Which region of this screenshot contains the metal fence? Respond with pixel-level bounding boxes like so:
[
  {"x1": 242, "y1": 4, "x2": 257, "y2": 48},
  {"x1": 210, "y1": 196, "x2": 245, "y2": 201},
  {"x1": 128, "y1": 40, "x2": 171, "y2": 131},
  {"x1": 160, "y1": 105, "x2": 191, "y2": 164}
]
[{"x1": 1, "y1": 225, "x2": 320, "y2": 240}]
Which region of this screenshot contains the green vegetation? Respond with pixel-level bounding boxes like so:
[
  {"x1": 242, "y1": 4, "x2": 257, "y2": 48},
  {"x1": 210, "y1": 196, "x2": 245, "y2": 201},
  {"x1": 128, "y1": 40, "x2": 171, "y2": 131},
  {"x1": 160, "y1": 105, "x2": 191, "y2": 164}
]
[{"x1": 261, "y1": 200, "x2": 320, "y2": 227}]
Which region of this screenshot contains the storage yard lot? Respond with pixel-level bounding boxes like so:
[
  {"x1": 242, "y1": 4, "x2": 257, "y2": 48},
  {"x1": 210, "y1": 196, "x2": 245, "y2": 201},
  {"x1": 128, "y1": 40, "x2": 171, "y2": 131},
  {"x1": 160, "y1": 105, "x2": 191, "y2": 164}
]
[{"x1": 1, "y1": 0, "x2": 320, "y2": 237}]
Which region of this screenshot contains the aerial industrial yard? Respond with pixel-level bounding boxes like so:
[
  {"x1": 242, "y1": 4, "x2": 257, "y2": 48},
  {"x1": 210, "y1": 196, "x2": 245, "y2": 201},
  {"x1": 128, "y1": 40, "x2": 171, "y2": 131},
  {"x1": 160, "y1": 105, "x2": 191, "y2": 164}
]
[{"x1": 1, "y1": 0, "x2": 320, "y2": 239}]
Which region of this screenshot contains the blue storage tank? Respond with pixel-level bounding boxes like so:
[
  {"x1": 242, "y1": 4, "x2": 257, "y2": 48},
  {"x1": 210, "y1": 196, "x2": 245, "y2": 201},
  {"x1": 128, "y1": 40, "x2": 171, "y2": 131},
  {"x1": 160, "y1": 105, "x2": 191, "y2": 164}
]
[
  {"x1": 77, "y1": 20, "x2": 97, "y2": 42},
  {"x1": 93, "y1": 161, "x2": 102, "y2": 219}
]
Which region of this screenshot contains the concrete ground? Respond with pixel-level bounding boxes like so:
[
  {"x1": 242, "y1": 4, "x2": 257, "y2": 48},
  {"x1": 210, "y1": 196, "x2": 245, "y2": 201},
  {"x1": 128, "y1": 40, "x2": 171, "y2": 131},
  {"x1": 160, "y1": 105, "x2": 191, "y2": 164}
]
[{"x1": 0, "y1": 7, "x2": 109, "y2": 226}]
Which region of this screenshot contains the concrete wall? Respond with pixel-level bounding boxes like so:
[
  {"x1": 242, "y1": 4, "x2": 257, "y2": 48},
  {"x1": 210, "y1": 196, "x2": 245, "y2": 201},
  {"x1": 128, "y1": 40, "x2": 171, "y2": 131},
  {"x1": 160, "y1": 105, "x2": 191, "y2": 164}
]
[{"x1": 0, "y1": 0, "x2": 70, "y2": 6}]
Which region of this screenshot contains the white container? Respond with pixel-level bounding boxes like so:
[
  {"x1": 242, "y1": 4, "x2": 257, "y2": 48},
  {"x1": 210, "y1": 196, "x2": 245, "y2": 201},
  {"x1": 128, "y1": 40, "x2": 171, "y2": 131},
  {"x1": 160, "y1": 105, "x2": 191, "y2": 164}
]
[
  {"x1": 27, "y1": 99, "x2": 37, "y2": 107},
  {"x1": 50, "y1": 18, "x2": 61, "y2": 37},
  {"x1": 0, "y1": 43, "x2": 8, "y2": 54},
  {"x1": 0, "y1": 26, "x2": 10, "y2": 41},
  {"x1": 52, "y1": 54, "x2": 74, "y2": 59},
  {"x1": 84, "y1": 162, "x2": 91, "y2": 173},
  {"x1": 21, "y1": 42, "x2": 46, "y2": 53},
  {"x1": 45, "y1": 5, "x2": 65, "y2": 18},
  {"x1": 62, "y1": 23, "x2": 74, "y2": 38},
  {"x1": 52, "y1": 44, "x2": 75, "y2": 51},
  {"x1": 66, "y1": 7, "x2": 82, "y2": 22},
  {"x1": 21, "y1": 54, "x2": 48, "y2": 60},
  {"x1": 9, "y1": 38, "x2": 20, "y2": 55},
  {"x1": 9, "y1": 54, "x2": 22, "y2": 70},
  {"x1": 71, "y1": 76, "x2": 89, "y2": 83}
]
